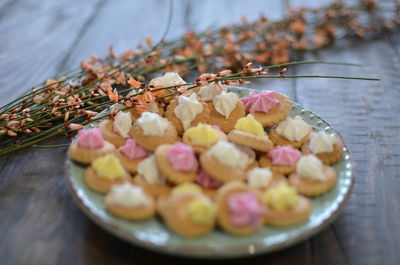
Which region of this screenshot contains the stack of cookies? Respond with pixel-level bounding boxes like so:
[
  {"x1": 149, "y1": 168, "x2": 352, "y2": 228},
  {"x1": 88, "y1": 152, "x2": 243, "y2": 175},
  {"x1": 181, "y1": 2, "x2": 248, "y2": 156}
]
[{"x1": 68, "y1": 72, "x2": 344, "y2": 237}]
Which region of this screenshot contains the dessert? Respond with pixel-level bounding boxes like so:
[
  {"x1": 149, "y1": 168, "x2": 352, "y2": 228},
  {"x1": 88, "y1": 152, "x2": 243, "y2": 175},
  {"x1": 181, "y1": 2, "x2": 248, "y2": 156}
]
[
  {"x1": 84, "y1": 154, "x2": 130, "y2": 193},
  {"x1": 302, "y1": 131, "x2": 344, "y2": 164},
  {"x1": 234, "y1": 144, "x2": 259, "y2": 171},
  {"x1": 164, "y1": 93, "x2": 210, "y2": 135},
  {"x1": 182, "y1": 123, "x2": 227, "y2": 153},
  {"x1": 68, "y1": 86, "x2": 347, "y2": 238},
  {"x1": 195, "y1": 169, "x2": 223, "y2": 199},
  {"x1": 97, "y1": 111, "x2": 132, "y2": 147},
  {"x1": 162, "y1": 184, "x2": 217, "y2": 237},
  {"x1": 105, "y1": 182, "x2": 156, "y2": 221},
  {"x1": 259, "y1": 145, "x2": 302, "y2": 175},
  {"x1": 207, "y1": 91, "x2": 246, "y2": 133},
  {"x1": 115, "y1": 138, "x2": 148, "y2": 174},
  {"x1": 149, "y1": 72, "x2": 187, "y2": 102},
  {"x1": 269, "y1": 116, "x2": 312, "y2": 148},
  {"x1": 200, "y1": 141, "x2": 252, "y2": 182},
  {"x1": 68, "y1": 127, "x2": 115, "y2": 164},
  {"x1": 133, "y1": 155, "x2": 171, "y2": 197},
  {"x1": 246, "y1": 167, "x2": 286, "y2": 191},
  {"x1": 289, "y1": 155, "x2": 337, "y2": 196},
  {"x1": 262, "y1": 183, "x2": 312, "y2": 226},
  {"x1": 129, "y1": 112, "x2": 178, "y2": 151},
  {"x1": 197, "y1": 82, "x2": 226, "y2": 101},
  {"x1": 155, "y1": 142, "x2": 198, "y2": 185},
  {"x1": 228, "y1": 114, "x2": 274, "y2": 152},
  {"x1": 216, "y1": 182, "x2": 265, "y2": 235},
  {"x1": 240, "y1": 90, "x2": 292, "y2": 126}
]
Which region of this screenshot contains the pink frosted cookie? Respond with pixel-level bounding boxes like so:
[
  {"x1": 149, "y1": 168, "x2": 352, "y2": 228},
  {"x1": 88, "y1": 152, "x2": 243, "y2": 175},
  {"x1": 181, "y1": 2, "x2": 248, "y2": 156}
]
[
  {"x1": 155, "y1": 142, "x2": 198, "y2": 184},
  {"x1": 68, "y1": 128, "x2": 115, "y2": 164},
  {"x1": 240, "y1": 90, "x2": 292, "y2": 127},
  {"x1": 259, "y1": 145, "x2": 302, "y2": 175},
  {"x1": 115, "y1": 139, "x2": 148, "y2": 174},
  {"x1": 196, "y1": 169, "x2": 223, "y2": 199},
  {"x1": 216, "y1": 182, "x2": 265, "y2": 235}
]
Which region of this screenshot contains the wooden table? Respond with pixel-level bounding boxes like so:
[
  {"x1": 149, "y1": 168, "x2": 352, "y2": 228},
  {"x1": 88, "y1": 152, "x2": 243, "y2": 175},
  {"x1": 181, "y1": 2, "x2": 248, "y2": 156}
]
[{"x1": 0, "y1": 0, "x2": 399, "y2": 264}]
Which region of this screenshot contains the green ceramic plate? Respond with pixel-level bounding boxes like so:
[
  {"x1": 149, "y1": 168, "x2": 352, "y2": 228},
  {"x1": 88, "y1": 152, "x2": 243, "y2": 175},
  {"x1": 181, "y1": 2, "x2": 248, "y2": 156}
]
[{"x1": 64, "y1": 86, "x2": 354, "y2": 258}]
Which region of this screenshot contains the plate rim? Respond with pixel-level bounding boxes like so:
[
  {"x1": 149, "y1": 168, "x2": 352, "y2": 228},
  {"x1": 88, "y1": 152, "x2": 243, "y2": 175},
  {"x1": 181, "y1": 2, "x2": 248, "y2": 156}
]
[{"x1": 64, "y1": 86, "x2": 355, "y2": 259}]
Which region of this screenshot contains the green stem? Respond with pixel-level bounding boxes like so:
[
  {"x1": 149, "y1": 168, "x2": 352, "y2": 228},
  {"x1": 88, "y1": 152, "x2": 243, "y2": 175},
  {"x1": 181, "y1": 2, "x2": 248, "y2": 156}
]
[{"x1": 32, "y1": 143, "x2": 70, "y2": 148}]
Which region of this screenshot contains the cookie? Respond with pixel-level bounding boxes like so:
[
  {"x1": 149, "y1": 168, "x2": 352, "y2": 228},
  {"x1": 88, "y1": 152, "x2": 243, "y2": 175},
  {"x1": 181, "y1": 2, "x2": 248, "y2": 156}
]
[{"x1": 164, "y1": 93, "x2": 210, "y2": 135}]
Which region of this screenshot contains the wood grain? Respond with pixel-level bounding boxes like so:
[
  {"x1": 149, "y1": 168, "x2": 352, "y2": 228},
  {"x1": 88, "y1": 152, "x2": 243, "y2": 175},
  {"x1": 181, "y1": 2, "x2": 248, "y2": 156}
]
[
  {"x1": 0, "y1": 0, "x2": 103, "y2": 106},
  {"x1": 293, "y1": 38, "x2": 400, "y2": 265}
]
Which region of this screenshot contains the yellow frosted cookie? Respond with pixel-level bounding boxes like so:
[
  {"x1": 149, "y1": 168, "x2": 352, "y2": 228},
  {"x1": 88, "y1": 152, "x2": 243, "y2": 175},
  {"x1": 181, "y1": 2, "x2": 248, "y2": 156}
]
[
  {"x1": 228, "y1": 114, "x2": 274, "y2": 152},
  {"x1": 182, "y1": 123, "x2": 227, "y2": 154},
  {"x1": 261, "y1": 183, "x2": 312, "y2": 226},
  {"x1": 162, "y1": 184, "x2": 216, "y2": 237},
  {"x1": 84, "y1": 154, "x2": 130, "y2": 193}
]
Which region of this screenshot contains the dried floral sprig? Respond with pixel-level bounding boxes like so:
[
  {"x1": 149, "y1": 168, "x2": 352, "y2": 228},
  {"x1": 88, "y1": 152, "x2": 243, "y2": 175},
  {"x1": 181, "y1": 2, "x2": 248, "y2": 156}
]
[
  {"x1": 0, "y1": 61, "x2": 379, "y2": 156},
  {"x1": 0, "y1": 0, "x2": 392, "y2": 155}
]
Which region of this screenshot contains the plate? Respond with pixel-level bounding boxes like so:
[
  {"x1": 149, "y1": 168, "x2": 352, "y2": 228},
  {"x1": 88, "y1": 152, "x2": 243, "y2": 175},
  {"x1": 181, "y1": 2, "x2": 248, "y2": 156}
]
[{"x1": 64, "y1": 86, "x2": 354, "y2": 258}]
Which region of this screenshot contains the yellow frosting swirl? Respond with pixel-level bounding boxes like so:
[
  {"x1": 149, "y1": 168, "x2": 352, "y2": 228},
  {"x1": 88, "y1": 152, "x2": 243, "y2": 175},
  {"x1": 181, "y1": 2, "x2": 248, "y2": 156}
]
[
  {"x1": 235, "y1": 114, "x2": 266, "y2": 137},
  {"x1": 171, "y1": 183, "x2": 202, "y2": 195},
  {"x1": 186, "y1": 197, "x2": 216, "y2": 225},
  {"x1": 92, "y1": 154, "x2": 125, "y2": 180},
  {"x1": 184, "y1": 123, "x2": 220, "y2": 147},
  {"x1": 262, "y1": 183, "x2": 299, "y2": 211}
]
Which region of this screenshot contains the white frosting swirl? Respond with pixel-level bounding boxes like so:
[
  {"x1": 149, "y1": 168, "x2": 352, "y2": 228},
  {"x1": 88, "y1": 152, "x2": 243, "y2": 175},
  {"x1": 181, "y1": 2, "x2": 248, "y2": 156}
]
[
  {"x1": 208, "y1": 141, "x2": 251, "y2": 169},
  {"x1": 149, "y1": 72, "x2": 186, "y2": 87},
  {"x1": 136, "y1": 112, "x2": 169, "y2": 136},
  {"x1": 309, "y1": 131, "x2": 338, "y2": 154},
  {"x1": 213, "y1": 92, "x2": 238, "y2": 119},
  {"x1": 234, "y1": 144, "x2": 256, "y2": 166},
  {"x1": 113, "y1": 111, "x2": 132, "y2": 138},
  {"x1": 198, "y1": 82, "x2": 226, "y2": 101},
  {"x1": 108, "y1": 182, "x2": 149, "y2": 208},
  {"x1": 174, "y1": 93, "x2": 203, "y2": 130},
  {"x1": 246, "y1": 167, "x2": 273, "y2": 189},
  {"x1": 276, "y1": 116, "x2": 311, "y2": 141},
  {"x1": 296, "y1": 155, "x2": 325, "y2": 180},
  {"x1": 137, "y1": 155, "x2": 165, "y2": 185}
]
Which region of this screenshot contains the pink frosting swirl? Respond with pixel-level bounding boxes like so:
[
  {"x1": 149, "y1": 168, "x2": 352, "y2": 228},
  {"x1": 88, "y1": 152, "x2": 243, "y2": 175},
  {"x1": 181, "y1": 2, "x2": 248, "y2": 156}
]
[
  {"x1": 228, "y1": 192, "x2": 265, "y2": 227},
  {"x1": 76, "y1": 128, "x2": 104, "y2": 149},
  {"x1": 118, "y1": 139, "x2": 148, "y2": 160},
  {"x1": 167, "y1": 142, "x2": 198, "y2": 172},
  {"x1": 268, "y1": 146, "x2": 302, "y2": 166},
  {"x1": 240, "y1": 90, "x2": 279, "y2": 113},
  {"x1": 196, "y1": 170, "x2": 223, "y2": 189}
]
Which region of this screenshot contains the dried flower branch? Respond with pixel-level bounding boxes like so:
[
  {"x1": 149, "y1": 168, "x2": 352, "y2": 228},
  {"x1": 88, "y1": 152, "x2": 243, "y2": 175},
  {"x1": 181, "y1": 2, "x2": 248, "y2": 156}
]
[{"x1": 0, "y1": 0, "x2": 392, "y2": 156}]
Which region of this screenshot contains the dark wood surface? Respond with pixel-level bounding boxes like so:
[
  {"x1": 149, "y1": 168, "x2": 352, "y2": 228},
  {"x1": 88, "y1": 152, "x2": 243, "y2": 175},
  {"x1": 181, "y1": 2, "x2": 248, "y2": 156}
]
[{"x1": 0, "y1": 1, "x2": 399, "y2": 264}]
